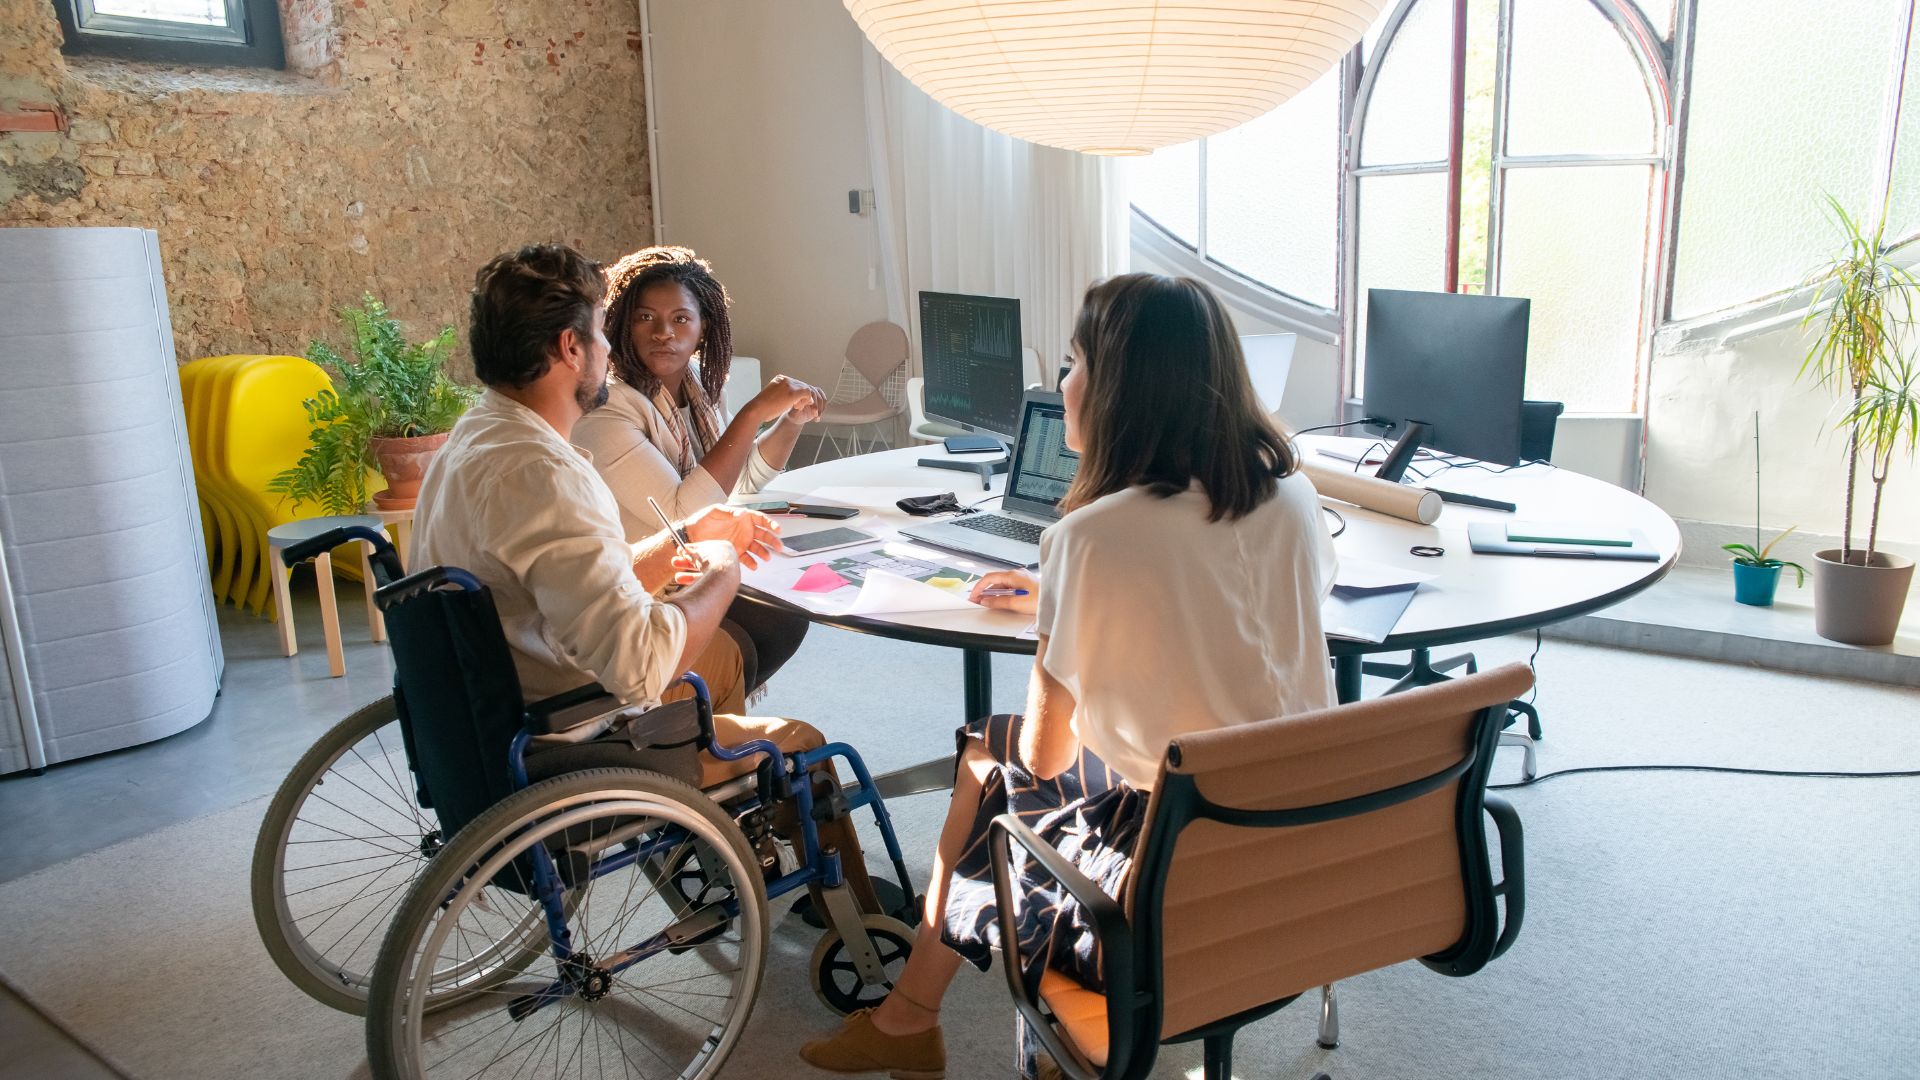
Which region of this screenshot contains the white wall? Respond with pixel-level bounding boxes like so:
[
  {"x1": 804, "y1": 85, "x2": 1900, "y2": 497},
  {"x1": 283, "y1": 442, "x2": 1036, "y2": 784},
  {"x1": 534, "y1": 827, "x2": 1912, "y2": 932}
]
[
  {"x1": 1646, "y1": 315, "x2": 1920, "y2": 565},
  {"x1": 647, "y1": 0, "x2": 887, "y2": 393}
]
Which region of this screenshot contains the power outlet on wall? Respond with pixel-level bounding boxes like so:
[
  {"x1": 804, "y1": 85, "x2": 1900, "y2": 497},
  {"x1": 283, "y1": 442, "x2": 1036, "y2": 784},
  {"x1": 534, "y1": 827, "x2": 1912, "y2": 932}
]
[{"x1": 847, "y1": 189, "x2": 874, "y2": 216}]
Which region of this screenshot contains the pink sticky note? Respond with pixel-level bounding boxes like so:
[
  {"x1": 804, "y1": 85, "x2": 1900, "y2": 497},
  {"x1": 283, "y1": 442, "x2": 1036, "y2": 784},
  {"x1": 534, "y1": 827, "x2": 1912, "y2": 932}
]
[{"x1": 792, "y1": 563, "x2": 852, "y2": 594}]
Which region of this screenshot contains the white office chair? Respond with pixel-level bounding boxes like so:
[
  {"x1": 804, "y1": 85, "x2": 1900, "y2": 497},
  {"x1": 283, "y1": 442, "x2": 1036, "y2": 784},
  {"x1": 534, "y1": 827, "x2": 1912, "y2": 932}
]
[
  {"x1": 811, "y1": 322, "x2": 909, "y2": 462},
  {"x1": 721, "y1": 356, "x2": 762, "y2": 420},
  {"x1": 907, "y1": 377, "x2": 968, "y2": 443}
]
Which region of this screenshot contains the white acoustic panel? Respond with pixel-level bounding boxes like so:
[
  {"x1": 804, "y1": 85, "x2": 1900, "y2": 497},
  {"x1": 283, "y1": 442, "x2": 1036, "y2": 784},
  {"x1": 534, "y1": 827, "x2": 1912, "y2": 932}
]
[{"x1": 0, "y1": 227, "x2": 222, "y2": 773}]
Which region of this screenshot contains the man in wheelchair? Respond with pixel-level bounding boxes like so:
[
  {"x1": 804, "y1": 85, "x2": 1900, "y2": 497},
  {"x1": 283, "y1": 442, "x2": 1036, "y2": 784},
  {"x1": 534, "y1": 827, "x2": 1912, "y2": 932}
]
[{"x1": 414, "y1": 242, "x2": 881, "y2": 913}]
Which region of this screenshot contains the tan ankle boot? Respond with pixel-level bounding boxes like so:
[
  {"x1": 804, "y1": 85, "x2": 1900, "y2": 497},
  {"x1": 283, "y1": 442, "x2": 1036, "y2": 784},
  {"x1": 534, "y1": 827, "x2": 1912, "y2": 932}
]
[{"x1": 799, "y1": 1008, "x2": 946, "y2": 1079}]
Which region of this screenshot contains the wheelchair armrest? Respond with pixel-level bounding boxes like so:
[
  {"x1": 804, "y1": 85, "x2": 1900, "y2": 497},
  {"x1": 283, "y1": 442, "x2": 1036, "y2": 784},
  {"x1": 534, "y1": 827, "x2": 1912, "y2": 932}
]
[
  {"x1": 523, "y1": 683, "x2": 629, "y2": 737},
  {"x1": 988, "y1": 813, "x2": 1136, "y2": 1080},
  {"x1": 1484, "y1": 793, "x2": 1525, "y2": 959}
]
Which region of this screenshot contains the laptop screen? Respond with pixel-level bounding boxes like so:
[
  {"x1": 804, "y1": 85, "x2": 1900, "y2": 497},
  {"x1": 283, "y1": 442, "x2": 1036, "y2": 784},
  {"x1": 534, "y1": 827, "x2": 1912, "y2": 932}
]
[{"x1": 1004, "y1": 396, "x2": 1079, "y2": 517}]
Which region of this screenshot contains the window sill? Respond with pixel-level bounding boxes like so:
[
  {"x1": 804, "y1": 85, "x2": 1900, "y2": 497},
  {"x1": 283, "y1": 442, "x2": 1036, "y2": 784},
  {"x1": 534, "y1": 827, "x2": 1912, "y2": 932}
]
[{"x1": 64, "y1": 55, "x2": 341, "y2": 97}]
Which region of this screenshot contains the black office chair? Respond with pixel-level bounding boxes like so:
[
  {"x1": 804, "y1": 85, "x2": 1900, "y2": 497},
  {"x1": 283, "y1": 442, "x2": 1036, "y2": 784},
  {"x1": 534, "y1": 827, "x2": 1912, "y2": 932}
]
[
  {"x1": 1360, "y1": 400, "x2": 1562, "y2": 776},
  {"x1": 990, "y1": 664, "x2": 1530, "y2": 1080}
]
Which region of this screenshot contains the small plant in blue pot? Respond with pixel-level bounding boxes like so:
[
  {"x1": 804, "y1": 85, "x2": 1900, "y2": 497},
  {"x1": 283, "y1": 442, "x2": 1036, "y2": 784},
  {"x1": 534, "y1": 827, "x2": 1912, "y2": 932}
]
[{"x1": 1723, "y1": 528, "x2": 1807, "y2": 607}]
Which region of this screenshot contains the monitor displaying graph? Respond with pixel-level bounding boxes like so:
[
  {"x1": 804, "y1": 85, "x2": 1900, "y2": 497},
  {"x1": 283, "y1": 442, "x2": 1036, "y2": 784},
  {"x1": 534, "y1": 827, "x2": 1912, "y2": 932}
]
[{"x1": 919, "y1": 291, "x2": 1023, "y2": 440}]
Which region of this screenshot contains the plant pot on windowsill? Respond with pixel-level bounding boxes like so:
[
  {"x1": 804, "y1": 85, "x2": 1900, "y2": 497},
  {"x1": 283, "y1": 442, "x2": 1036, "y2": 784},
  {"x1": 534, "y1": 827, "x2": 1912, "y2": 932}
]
[
  {"x1": 1724, "y1": 536, "x2": 1805, "y2": 609},
  {"x1": 369, "y1": 432, "x2": 449, "y2": 511},
  {"x1": 1812, "y1": 549, "x2": 1915, "y2": 646}
]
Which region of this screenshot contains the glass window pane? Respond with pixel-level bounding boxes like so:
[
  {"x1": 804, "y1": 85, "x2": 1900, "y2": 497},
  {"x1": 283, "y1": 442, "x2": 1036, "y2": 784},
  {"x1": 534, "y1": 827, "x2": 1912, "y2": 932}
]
[
  {"x1": 1500, "y1": 165, "x2": 1657, "y2": 413},
  {"x1": 1205, "y1": 73, "x2": 1340, "y2": 308},
  {"x1": 1507, "y1": 0, "x2": 1658, "y2": 157},
  {"x1": 1889, "y1": 15, "x2": 1920, "y2": 244},
  {"x1": 90, "y1": 0, "x2": 231, "y2": 26},
  {"x1": 1354, "y1": 171, "x2": 1450, "y2": 389},
  {"x1": 1127, "y1": 140, "x2": 1200, "y2": 248},
  {"x1": 1671, "y1": 0, "x2": 1904, "y2": 318},
  {"x1": 1361, "y1": 0, "x2": 1452, "y2": 166}
]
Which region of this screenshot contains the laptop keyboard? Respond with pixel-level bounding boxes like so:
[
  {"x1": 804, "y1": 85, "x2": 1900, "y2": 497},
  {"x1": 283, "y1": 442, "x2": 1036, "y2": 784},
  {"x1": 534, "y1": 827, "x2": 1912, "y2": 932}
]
[{"x1": 953, "y1": 514, "x2": 1045, "y2": 544}]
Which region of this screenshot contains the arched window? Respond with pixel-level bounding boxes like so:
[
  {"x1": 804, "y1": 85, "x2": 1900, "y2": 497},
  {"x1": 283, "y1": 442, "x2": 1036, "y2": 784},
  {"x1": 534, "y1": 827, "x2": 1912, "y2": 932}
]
[{"x1": 1350, "y1": 0, "x2": 1671, "y2": 415}]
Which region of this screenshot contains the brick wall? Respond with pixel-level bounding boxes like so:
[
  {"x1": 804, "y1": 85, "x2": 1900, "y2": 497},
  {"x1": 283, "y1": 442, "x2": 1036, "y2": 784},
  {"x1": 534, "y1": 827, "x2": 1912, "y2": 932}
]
[{"x1": 0, "y1": 0, "x2": 653, "y2": 371}]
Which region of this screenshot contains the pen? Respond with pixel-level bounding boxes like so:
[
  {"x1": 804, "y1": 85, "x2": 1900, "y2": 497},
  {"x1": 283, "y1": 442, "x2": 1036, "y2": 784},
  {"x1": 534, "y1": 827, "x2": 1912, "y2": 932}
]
[
  {"x1": 978, "y1": 587, "x2": 1030, "y2": 597},
  {"x1": 647, "y1": 496, "x2": 700, "y2": 569}
]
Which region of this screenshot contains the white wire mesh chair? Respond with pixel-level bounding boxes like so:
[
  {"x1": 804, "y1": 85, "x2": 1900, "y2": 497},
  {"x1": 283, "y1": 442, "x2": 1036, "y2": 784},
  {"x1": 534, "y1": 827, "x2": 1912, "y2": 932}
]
[{"x1": 810, "y1": 321, "x2": 909, "y2": 462}]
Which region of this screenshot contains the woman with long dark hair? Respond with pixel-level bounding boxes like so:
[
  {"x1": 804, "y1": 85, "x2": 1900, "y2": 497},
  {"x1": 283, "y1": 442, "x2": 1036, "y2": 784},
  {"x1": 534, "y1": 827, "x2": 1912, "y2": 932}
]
[
  {"x1": 800, "y1": 273, "x2": 1338, "y2": 1079},
  {"x1": 574, "y1": 245, "x2": 824, "y2": 693}
]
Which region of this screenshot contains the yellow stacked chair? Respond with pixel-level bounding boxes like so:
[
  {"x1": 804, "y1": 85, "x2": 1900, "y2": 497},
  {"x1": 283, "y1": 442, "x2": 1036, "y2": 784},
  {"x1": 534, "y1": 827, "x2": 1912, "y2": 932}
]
[{"x1": 177, "y1": 355, "x2": 388, "y2": 631}]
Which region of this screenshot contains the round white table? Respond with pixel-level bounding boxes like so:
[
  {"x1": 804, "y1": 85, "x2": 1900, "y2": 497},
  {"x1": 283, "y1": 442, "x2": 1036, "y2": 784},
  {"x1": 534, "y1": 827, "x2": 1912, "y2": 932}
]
[{"x1": 748, "y1": 436, "x2": 1679, "y2": 715}]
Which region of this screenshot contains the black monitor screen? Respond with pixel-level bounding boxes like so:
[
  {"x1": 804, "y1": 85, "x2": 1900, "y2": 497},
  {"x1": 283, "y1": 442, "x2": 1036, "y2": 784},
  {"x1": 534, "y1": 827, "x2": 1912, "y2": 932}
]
[
  {"x1": 1006, "y1": 397, "x2": 1078, "y2": 510},
  {"x1": 1362, "y1": 288, "x2": 1530, "y2": 467},
  {"x1": 919, "y1": 291, "x2": 1023, "y2": 440}
]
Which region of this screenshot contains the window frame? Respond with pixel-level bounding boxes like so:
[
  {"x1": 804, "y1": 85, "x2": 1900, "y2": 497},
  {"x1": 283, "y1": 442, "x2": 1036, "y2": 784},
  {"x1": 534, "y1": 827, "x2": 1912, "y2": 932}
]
[
  {"x1": 1127, "y1": 56, "x2": 1355, "y2": 329},
  {"x1": 1343, "y1": 0, "x2": 1672, "y2": 415},
  {"x1": 1660, "y1": 0, "x2": 1920, "y2": 332},
  {"x1": 52, "y1": 0, "x2": 286, "y2": 69}
]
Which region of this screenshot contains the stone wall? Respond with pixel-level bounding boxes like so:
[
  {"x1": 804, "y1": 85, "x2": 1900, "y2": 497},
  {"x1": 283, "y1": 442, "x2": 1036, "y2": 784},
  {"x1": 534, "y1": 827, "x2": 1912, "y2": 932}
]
[{"x1": 0, "y1": 0, "x2": 653, "y2": 372}]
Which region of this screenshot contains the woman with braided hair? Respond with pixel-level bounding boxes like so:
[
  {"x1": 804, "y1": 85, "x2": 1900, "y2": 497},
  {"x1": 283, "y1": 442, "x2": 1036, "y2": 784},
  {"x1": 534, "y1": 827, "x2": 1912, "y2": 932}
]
[{"x1": 575, "y1": 244, "x2": 826, "y2": 694}]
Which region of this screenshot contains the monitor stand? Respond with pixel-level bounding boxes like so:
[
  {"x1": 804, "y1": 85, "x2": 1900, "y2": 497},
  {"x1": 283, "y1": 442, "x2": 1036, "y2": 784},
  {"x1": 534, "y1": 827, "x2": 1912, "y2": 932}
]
[
  {"x1": 919, "y1": 440, "x2": 1011, "y2": 490},
  {"x1": 1375, "y1": 418, "x2": 1517, "y2": 511}
]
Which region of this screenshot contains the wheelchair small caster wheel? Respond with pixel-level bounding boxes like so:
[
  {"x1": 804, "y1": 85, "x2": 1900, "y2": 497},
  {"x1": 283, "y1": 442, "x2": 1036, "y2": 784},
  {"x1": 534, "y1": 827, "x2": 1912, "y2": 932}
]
[{"x1": 809, "y1": 914, "x2": 915, "y2": 1016}]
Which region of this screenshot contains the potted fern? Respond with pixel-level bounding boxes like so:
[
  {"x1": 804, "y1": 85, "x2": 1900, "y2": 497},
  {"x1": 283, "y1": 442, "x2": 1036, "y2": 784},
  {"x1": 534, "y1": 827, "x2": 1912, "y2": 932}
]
[
  {"x1": 1800, "y1": 200, "x2": 1918, "y2": 645},
  {"x1": 269, "y1": 295, "x2": 477, "y2": 514}
]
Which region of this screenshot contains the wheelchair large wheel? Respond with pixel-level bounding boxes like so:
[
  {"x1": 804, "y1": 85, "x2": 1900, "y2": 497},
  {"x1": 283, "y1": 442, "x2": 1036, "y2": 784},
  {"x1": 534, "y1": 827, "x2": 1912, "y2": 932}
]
[
  {"x1": 366, "y1": 768, "x2": 769, "y2": 1080},
  {"x1": 253, "y1": 697, "x2": 552, "y2": 1015}
]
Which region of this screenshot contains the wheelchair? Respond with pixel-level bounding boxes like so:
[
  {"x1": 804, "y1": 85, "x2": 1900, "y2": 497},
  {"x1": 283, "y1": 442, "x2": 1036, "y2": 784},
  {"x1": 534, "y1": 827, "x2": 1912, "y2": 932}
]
[{"x1": 249, "y1": 526, "x2": 920, "y2": 1078}]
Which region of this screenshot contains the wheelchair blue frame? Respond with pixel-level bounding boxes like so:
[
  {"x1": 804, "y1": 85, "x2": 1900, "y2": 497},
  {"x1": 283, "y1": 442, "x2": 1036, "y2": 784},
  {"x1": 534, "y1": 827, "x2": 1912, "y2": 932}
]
[{"x1": 279, "y1": 524, "x2": 917, "y2": 1026}]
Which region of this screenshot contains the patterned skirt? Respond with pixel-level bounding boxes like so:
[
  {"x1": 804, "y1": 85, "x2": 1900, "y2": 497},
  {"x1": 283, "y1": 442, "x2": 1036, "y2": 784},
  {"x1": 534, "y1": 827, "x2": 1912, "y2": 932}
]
[{"x1": 940, "y1": 713, "x2": 1149, "y2": 1077}]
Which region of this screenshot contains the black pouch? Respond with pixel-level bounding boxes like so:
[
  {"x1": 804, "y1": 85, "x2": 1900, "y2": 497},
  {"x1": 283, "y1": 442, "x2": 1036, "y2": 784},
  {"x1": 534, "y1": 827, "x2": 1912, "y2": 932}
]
[{"x1": 897, "y1": 492, "x2": 967, "y2": 516}]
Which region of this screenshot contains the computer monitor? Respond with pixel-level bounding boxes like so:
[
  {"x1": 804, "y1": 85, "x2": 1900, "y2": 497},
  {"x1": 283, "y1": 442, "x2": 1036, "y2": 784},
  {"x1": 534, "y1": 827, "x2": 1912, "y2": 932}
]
[
  {"x1": 919, "y1": 291, "x2": 1024, "y2": 441},
  {"x1": 1239, "y1": 333, "x2": 1296, "y2": 415},
  {"x1": 1362, "y1": 288, "x2": 1530, "y2": 467}
]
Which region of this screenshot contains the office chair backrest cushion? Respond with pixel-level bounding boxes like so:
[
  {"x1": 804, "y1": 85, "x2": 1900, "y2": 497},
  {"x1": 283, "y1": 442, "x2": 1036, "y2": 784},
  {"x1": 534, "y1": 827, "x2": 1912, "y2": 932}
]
[
  {"x1": 1520, "y1": 400, "x2": 1564, "y2": 462},
  {"x1": 844, "y1": 320, "x2": 910, "y2": 387},
  {"x1": 1143, "y1": 663, "x2": 1533, "y2": 1039},
  {"x1": 382, "y1": 581, "x2": 530, "y2": 839}
]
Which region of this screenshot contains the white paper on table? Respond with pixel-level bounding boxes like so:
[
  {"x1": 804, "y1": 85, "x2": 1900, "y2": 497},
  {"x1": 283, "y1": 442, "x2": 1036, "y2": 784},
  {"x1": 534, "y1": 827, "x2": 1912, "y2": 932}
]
[
  {"x1": 842, "y1": 568, "x2": 981, "y2": 616},
  {"x1": 1016, "y1": 620, "x2": 1039, "y2": 641},
  {"x1": 795, "y1": 486, "x2": 948, "y2": 511},
  {"x1": 1334, "y1": 556, "x2": 1438, "y2": 593}
]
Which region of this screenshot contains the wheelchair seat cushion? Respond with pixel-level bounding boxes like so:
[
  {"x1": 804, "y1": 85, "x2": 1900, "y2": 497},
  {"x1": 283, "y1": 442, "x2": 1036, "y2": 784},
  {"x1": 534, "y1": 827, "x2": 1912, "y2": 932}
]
[{"x1": 525, "y1": 733, "x2": 704, "y2": 790}]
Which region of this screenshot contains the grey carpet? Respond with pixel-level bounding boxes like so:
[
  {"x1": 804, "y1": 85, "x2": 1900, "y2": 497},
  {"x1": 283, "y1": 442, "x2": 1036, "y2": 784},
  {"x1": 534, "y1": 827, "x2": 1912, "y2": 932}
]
[{"x1": 1, "y1": 630, "x2": 1916, "y2": 1078}]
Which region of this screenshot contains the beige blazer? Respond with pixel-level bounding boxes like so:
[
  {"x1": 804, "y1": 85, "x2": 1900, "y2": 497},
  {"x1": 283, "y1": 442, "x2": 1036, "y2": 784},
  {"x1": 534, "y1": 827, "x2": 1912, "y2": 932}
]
[{"x1": 573, "y1": 377, "x2": 782, "y2": 542}]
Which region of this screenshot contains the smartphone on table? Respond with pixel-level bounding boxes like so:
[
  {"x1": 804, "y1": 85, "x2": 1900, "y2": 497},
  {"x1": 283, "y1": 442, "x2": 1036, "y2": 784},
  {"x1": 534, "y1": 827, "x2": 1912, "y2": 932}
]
[
  {"x1": 779, "y1": 526, "x2": 877, "y2": 556},
  {"x1": 786, "y1": 503, "x2": 860, "y2": 519}
]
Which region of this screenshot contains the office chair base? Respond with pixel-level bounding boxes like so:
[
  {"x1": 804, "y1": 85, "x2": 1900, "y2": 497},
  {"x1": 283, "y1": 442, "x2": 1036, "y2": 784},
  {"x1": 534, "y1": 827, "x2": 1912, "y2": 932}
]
[
  {"x1": 1317, "y1": 983, "x2": 1339, "y2": 1049},
  {"x1": 1500, "y1": 730, "x2": 1537, "y2": 781}
]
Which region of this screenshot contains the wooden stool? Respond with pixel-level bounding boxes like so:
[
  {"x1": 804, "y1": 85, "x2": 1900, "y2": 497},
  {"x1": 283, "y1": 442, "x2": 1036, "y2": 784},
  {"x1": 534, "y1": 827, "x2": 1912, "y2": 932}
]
[
  {"x1": 362, "y1": 503, "x2": 416, "y2": 572},
  {"x1": 268, "y1": 515, "x2": 387, "y2": 678}
]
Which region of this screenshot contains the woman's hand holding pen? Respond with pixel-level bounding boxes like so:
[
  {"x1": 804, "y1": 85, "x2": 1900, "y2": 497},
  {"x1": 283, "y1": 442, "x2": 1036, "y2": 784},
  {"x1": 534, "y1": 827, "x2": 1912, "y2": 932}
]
[{"x1": 969, "y1": 569, "x2": 1039, "y2": 614}]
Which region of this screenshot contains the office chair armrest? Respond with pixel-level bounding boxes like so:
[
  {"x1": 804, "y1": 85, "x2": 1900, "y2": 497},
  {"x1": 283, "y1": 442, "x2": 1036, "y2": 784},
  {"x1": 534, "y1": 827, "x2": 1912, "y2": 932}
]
[
  {"x1": 989, "y1": 813, "x2": 1136, "y2": 1080},
  {"x1": 523, "y1": 683, "x2": 629, "y2": 737},
  {"x1": 1484, "y1": 793, "x2": 1525, "y2": 959}
]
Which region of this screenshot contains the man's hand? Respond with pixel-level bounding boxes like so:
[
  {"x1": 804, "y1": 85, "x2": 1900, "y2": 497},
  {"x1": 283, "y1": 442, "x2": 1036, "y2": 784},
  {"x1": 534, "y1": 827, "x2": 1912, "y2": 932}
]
[
  {"x1": 681, "y1": 504, "x2": 781, "y2": 569},
  {"x1": 670, "y1": 539, "x2": 741, "y2": 588}
]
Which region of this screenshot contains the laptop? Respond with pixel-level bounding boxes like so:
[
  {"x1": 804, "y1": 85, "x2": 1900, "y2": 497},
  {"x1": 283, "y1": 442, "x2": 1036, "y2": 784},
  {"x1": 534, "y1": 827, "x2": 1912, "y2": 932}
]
[
  {"x1": 901, "y1": 392, "x2": 1078, "y2": 566},
  {"x1": 1240, "y1": 333, "x2": 1296, "y2": 416}
]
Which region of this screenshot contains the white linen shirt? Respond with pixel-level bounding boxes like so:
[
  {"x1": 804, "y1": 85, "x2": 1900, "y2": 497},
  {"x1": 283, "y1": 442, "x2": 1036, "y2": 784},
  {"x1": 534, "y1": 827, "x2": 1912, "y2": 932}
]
[
  {"x1": 572, "y1": 376, "x2": 781, "y2": 542},
  {"x1": 1034, "y1": 471, "x2": 1338, "y2": 790},
  {"x1": 411, "y1": 389, "x2": 688, "y2": 708}
]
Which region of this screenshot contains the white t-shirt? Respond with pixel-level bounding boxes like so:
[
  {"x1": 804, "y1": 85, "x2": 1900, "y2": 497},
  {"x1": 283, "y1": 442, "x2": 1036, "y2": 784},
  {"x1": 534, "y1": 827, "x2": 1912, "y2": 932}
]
[{"x1": 1034, "y1": 472, "x2": 1338, "y2": 790}]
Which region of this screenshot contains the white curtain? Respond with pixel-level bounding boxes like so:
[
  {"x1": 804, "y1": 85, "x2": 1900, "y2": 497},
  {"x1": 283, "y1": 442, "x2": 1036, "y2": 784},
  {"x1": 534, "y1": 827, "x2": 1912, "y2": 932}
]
[{"x1": 862, "y1": 42, "x2": 1130, "y2": 389}]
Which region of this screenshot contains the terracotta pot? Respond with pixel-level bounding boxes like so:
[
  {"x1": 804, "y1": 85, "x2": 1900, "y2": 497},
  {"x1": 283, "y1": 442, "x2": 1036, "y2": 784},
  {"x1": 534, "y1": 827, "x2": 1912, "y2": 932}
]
[
  {"x1": 1811, "y1": 548, "x2": 1915, "y2": 647},
  {"x1": 369, "y1": 432, "x2": 449, "y2": 511}
]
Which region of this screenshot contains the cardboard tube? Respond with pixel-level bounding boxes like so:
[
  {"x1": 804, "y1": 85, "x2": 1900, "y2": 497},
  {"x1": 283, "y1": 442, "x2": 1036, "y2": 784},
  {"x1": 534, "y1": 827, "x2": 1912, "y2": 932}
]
[{"x1": 1303, "y1": 461, "x2": 1443, "y2": 525}]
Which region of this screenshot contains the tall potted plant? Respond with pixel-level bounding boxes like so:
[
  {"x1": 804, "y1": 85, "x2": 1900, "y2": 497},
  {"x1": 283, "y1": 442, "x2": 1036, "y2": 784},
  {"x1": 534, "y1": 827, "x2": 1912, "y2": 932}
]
[
  {"x1": 269, "y1": 294, "x2": 478, "y2": 514},
  {"x1": 1800, "y1": 199, "x2": 1918, "y2": 645}
]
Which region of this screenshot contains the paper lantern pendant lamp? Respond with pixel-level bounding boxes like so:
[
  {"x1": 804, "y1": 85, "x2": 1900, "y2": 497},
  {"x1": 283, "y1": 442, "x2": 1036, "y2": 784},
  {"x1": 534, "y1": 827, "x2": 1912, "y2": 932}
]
[{"x1": 845, "y1": 0, "x2": 1387, "y2": 156}]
